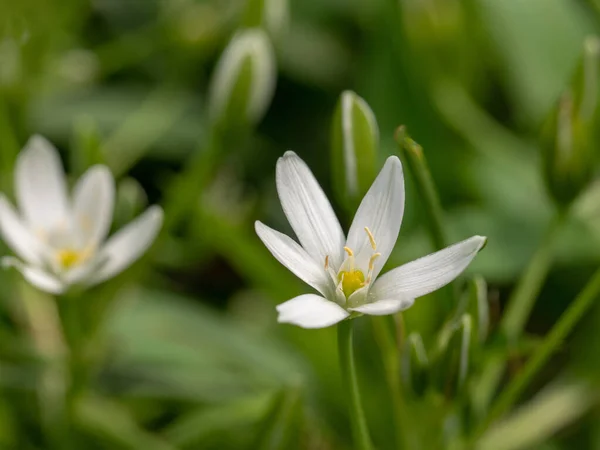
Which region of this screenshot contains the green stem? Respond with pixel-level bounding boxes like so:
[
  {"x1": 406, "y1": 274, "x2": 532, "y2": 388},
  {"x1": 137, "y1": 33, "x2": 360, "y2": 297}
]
[
  {"x1": 162, "y1": 127, "x2": 223, "y2": 233},
  {"x1": 501, "y1": 211, "x2": 566, "y2": 342},
  {"x1": 474, "y1": 266, "x2": 600, "y2": 438},
  {"x1": 475, "y1": 211, "x2": 566, "y2": 418},
  {"x1": 395, "y1": 127, "x2": 447, "y2": 250},
  {"x1": 338, "y1": 320, "x2": 373, "y2": 450},
  {"x1": 371, "y1": 316, "x2": 408, "y2": 449}
]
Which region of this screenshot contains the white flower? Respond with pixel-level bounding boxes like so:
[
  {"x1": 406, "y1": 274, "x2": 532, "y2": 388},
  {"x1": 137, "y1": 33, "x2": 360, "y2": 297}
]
[
  {"x1": 255, "y1": 151, "x2": 486, "y2": 329},
  {"x1": 0, "y1": 135, "x2": 163, "y2": 294}
]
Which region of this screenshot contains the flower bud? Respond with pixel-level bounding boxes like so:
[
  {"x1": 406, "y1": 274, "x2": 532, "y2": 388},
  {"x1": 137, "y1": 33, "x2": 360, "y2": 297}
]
[
  {"x1": 457, "y1": 276, "x2": 489, "y2": 345},
  {"x1": 208, "y1": 28, "x2": 276, "y2": 128},
  {"x1": 401, "y1": 332, "x2": 429, "y2": 396},
  {"x1": 542, "y1": 36, "x2": 600, "y2": 207},
  {"x1": 432, "y1": 314, "x2": 472, "y2": 395},
  {"x1": 330, "y1": 91, "x2": 378, "y2": 211}
]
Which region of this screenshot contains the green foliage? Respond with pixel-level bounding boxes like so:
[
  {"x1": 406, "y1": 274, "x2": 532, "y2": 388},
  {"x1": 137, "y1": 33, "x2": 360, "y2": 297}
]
[{"x1": 1, "y1": 0, "x2": 600, "y2": 449}]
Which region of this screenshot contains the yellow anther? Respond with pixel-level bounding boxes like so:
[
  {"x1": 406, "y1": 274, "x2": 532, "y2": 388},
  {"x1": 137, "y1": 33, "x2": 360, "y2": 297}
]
[
  {"x1": 324, "y1": 255, "x2": 329, "y2": 270},
  {"x1": 365, "y1": 227, "x2": 377, "y2": 250},
  {"x1": 343, "y1": 246, "x2": 354, "y2": 257}
]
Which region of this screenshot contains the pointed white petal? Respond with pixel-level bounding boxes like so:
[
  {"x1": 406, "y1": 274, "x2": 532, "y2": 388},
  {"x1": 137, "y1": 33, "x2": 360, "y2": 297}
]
[
  {"x1": 346, "y1": 283, "x2": 369, "y2": 308},
  {"x1": 276, "y1": 151, "x2": 345, "y2": 268},
  {"x1": 15, "y1": 135, "x2": 69, "y2": 230},
  {"x1": 87, "y1": 206, "x2": 163, "y2": 285},
  {"x1": 276, "y1": 294, "x2": 349, "y2": 328},
  {"x1": 371, "y1": 236, "x2": 486, "y2": 300},
  {"x1": 72, "y1": 165, "x2": 115, "y2": 247},
  {"x1": 2, "y1": 257, "x2": 65, "y2": 294},
  {"x1": 350, "y1": 298, "x2": 414, "y2": 316},
  {"x1": 255, "y1": 221, "x2": 331, "y2": 295},
  {"x1": 0, "y1": 195, "x2": 45, "y2": 265},
  {"x1": 346, "y1": 156, "x2": 404, "y2": 279}
]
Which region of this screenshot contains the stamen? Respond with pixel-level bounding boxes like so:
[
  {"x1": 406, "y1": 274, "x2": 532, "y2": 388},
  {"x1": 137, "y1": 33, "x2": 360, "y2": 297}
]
[
  {"x1": 368, "y1": 252, "x2": 382, "y2": 272},
  {"x1": 324, "y1": 255, "x2": 329, "y2": 270},
  {"x1": 338, "y1": 273, "x2": 345, "y2": 293},
  {"x1": 365, "y1": 227, "x2": 377, "y2": 250},
  {"x1": 343, "y1": 246, "x2": 354, "y2": 257},
  {"x1": 364, "y1": 252, "x2": 382, "y2": 284}
]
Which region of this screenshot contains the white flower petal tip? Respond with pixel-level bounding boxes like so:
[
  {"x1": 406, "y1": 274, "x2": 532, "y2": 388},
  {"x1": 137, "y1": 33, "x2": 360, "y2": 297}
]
[
  {"x1": 345, "y1": 153, "x2": 405, "y2": 278},
  {"x1": 275, "y1": 149, "x2": 345, "y2": 268},
  {"x1": 16, "y1": 135, "x2": 70, "y2": 231},
  {"x1": 281, "y1": 150, "x2": 298, "y2": 159},
  {"x1": 254, "y1": 220, "x2": 331, "y2": 295},
  {"x1": 73, "y1": 165, "x2": 116, "y2": 246},
  {"x1": 2, "y1": 257, "x2": 65, "y2": 294},
  {"x1": 87, "y1": 206, "x2": 163, "y2": 286},
  {"x1": 349, "y1": 297, "x2": 415, "y2": 316},
  {"x1": 0, "y1": 194, "x2": 45, "y2": 265},
  {"x1": 371, "y1": 235, "x2": 488, "y2": 301},
  {"x1": 276, "y1": 294, "x2": 350, "y2": 329}
]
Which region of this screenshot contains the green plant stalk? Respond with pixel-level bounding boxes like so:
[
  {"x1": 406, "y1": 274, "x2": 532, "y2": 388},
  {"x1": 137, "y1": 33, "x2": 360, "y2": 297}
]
[
  {"x1": 474, "y1": 266, "x2": 600, "y2": 439},
  {"x1": 162, "y1": 127, "x2": 224, "y2": 233},
  {"x1": 395, "y1": 127, "x2": 447, "y2": 250},
  {"x1": 338, "y1": 320, "x2": 373, "y2": 450},
  {"x1": 395, "y1": 127, "x2": 456, "y2": 315},
  {"x1": 475, "y1": 211, "x2": 566, "y2": 417},
  {"x1": 371, "y1": 316, "x2": 408, "y2": 449},
  {"x1": 501, "y1": 211, "x2": 566, "y2": 342}
]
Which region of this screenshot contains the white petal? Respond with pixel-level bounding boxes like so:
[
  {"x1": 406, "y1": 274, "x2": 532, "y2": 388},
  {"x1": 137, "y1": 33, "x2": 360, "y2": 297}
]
[
  {"x1": 371, "y1": 236, "x2": 486, "y2": 300},
  {"x1": 72, "y1": 165, "x2": 115, "y2": 247},
  {"x1": 2, "y1": 257, "x2": 65, "y2": 294},
  {"x1": 350, "y1": 298, "x2": 414, "y2": 316},
  {"x1": 15, "y1": 135, "x2": 69, "y2": 231},
  {"x1": 255, "y1": 221, "x2": 331, "y2": 296},
  {"x1": 276, "y1": 151, "x2": 345, "y2": 269},
  {"x1": 62, "y1": 260, "x2": 99, "y2": 285},
  {"x1": 0, "y1": 195, "x2": 45, "y2": 265},
  {"x1": 276, "y1": 294, "x2": 349, "y2": 329},
  {"x1": 87, "y1": 206, "x2": 163, "y2": 285},
  {"x1": 346, "y1": 156, "x2": 404, "y2": 279}
]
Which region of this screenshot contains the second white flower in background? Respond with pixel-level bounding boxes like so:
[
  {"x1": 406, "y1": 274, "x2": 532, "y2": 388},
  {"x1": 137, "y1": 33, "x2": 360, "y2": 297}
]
[
  {"x1": 0, "y1": 135, "x2": 163, "y2": 294},
  {"x1": 256, "y1": 151, "x2": 486, "y2": 329}
]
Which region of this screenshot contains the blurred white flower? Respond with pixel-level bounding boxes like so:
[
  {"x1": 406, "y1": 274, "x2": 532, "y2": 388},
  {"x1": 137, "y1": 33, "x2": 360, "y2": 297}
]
[
  {"x1": 0, "y1": 135, "x2": 163, "y2": 294},
  {"x1": 256, "y1": 151, "x2": 486, "y2": 329}
]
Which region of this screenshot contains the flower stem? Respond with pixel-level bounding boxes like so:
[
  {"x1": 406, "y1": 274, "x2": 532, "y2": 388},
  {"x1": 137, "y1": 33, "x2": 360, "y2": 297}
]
[
  {"x1": 474, "y1": 266, "x2": 600, "y2": 438},
  {"x1": 162, "y1": 127, "x2": 223, "y2": 232},
  {"x1": 338, "y1": 320, "x2": 373, "y2": 450},
  {"x1": 395, "y1": 126, "x2": 447, "y2": 250},
  {"x1": 501, "y1": 211, "x2": 566, "y2": 342},
  {"x1": 371, "y1": 316, "x2": 409, "y2": 449}
]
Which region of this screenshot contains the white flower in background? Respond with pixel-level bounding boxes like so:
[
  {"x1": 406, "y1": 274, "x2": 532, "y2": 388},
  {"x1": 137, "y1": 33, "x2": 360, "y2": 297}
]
[
  {"x1": 255, "y1": 151, "x2": 486, "y2": 329},
  {"x1": 0, "y1": 135, "x2": 163, "y2": 294}
]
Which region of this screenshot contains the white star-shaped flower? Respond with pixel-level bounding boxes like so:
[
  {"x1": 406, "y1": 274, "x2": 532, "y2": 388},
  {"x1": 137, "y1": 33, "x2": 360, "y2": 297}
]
[
  {"x1": 0, "y1": 135, "x2": 163, "y2": 294},
  {"x1": 256, "y1": 151, "x2": 486, "y2": 329}
]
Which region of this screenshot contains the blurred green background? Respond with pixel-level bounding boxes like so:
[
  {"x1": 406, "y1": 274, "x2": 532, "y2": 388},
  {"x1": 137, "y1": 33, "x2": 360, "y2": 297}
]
[{"x1": 3, "y1": 0, "x2": 600, "y2": 449}]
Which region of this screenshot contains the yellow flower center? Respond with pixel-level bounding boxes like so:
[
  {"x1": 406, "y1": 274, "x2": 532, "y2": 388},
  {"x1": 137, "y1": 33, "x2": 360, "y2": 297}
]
[
  {"x1": 56, "y1": 249, "x2": 86, "y2": 269},
  {"x1": 338, "y1": 270, "x2": 365, "y2": 298}
]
